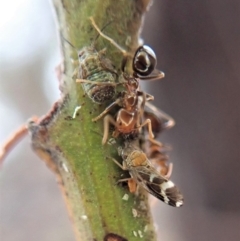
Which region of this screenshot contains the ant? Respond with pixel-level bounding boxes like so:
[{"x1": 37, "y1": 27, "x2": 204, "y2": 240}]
[
  {"x1": 92, "y1": 76, "x2": 156, "y2": 144},
  {"x1": 88, "y1": 17, "x2": 165, "y2": 145},
  {"x1": 143, "y1": 102, "x2": 176, "y2": 176}
]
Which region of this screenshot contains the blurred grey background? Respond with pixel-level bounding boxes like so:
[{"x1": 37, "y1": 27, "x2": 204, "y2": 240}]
[{"x1": 1, "y1": 0, "x2": 240, "y2": 240}]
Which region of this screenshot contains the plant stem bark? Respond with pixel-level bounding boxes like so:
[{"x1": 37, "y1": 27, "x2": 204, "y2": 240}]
[{"x1": 28, "y1": 0, "x2": 156, "y2": 240}]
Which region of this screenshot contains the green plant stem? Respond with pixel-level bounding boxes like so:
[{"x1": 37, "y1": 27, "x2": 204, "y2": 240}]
[{"x1": 29, "y1": 0, "x2": 156, "y2": 240}]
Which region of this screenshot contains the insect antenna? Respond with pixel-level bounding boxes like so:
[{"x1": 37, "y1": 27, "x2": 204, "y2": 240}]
[
  {"x1": 91, "y1": 19, "x2": 113, "y2": 45},
  {"x1": 60, "y1": 34, "x2": 79, "y2": 59},
  {"x1": 90, "y1": 16, "x2": 128, "y2": 57}
]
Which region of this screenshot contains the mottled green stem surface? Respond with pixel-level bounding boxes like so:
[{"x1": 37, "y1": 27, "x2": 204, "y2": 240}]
[{"x1": 29, "y1": 0, "x2": 156, "y2": 240}]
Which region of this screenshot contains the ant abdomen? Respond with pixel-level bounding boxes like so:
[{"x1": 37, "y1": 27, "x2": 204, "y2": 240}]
[{"x1": 133, "y1": 45, "x2": 157, "y2": 77}]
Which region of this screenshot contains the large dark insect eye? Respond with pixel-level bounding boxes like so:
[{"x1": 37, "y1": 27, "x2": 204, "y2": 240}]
[{"x1": 132, "y1": 45, "x2": 157, "y2": 77}]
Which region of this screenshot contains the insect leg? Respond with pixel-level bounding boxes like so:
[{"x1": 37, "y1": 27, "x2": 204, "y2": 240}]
[
  {"x1": 148, "y1": 137, "x2": 165, "y2": 149},
  {"x1": 116, "y1": 178, "x2": 132, "y2": 183},
  {"x1": 163, "y1": 163, "x2": 173, "y2": 179},
  {"x1": 139, "y1": 70, "x2": 165, "y2": 81},
  {"x1": 145, "y1": 93, "x2": 154, "y2": 102},
  {"x1": 107, "y1": 156, "x2": 125, "y2": 170},
  {"x1": 117, "y1": 177, "x2": 137, "y2": 193},
  {"x1": 137, "y1": 91, "x2": 154, "y2": 126},
  {"x1": 137, "y1": 118, "x2": 167, "y2": 147},
  {"x1": 145, "y1": 102, "x2": 175, "y2": 130},
  {"x1": 115, "y1": 177, "x2": 137, "y2": 193},
  {"x1": 102, "y1": 115, "x2": 118, "y2": 145},
  {"x1": 127, "y1": 178, "x2": 137, "y2": 193},
  {"x1": 92, "y1": 98, "x2": 121, "y2": 122},
  {"x1": 137, "y1": 119, "x2": 155, "y2": 139}
]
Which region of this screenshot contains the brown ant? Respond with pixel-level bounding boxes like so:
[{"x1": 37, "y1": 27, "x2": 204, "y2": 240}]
[
  {"x1": 89, "y1": 17, "x2": 165, "y2": 145},
  {"x1": 92, "y1": 76, "x2": 156, "y2": 144},
  {"x1": 143, "y1": 102, "x2": 176, "y2": 176}
]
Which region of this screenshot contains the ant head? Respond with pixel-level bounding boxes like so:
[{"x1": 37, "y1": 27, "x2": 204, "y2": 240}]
[{"x1": 132, "y1": 45, "x2": 157, "y2": 77}]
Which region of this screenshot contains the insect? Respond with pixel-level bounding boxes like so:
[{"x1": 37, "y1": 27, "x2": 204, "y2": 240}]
[
  {"x1": 92, "y1": 75, "x2": 162, "y2": 145},
  {"x1": 89, "y1": 16, "x2": 165, "y2": 81},
  {"x1": 76, "y1": 46, "x2": 118, "y2": 104},
  {"x1": 63, "y1": 20, "x2": 119, "y2": 104},
  {"x1": 76, "y1": 17, "x2": 164, "y2": 104},
  {"x1": 110, "y1": 141, "x2": 184, "y2": 207},
  {"x1": 89, "y1": 17, "x2": 164, "y2": 145},
  {"x1": 143, "y1": 102, "x2": 176, "y2": 176}
]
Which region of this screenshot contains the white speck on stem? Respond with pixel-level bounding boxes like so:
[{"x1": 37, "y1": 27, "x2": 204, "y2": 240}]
[
  {"x1": 81, "y1": 215, "x2": 88, "y2": 220},
  {"x1": 122, "y1": 194, "x2": 129, "y2": 201},
  {"x1": 107, "y1": 138, "x2": 116, "y2": 145},
  {"x1": 133, "y1": 231, "x2": 138, "y2": 237},
  {"x1": 72, "y1": 106, "x2": 82, "y2": 119},
  {"x1": 132, "y1": 208, "x2": 138, "y2": 218},
  {"x1": 144, "y1": 225, "x2": 148, "y2": 232},
  {"x1": 138, "y1": 230, "x2": 143, "y2": 238},
  {"x1": 62, "y1": 163, "x2": 69, "y2": 172}
]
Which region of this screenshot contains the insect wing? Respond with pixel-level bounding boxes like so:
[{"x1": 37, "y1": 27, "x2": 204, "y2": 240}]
[{"x1": 131, "y1": 166, "x2": 184, "y2": 207}]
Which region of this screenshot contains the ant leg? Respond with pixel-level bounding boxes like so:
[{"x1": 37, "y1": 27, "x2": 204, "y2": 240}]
[
  {"x1": 92, "y1": 98, "x2": 121, "y2": 121},
  {"x1": 145, "y1": 102, "x2": 175, "y2": 130},
  {"x1": 128, "y1": 179, "x2": 137, "y2": 193},
  {"x1": 102, "y1": 115, "x2": 117, "y2": 145},
  {"x1": 135, "y1": 91, "x2": 147, "y2": 128},
  {"x1": 163, "y1": 163, "x2": 173, "y2": 179},
  {"x1": 140, "y1": 70, "x2": 165, "y2": 81},
  {"x1": 136, "y1": 91, "x2": 154, "y2": 122},
  {"x1": 137, "y1": 119, "x2": 165, "y2": 147},
  {"x1": 115, "y1": 178, "x2": 137, "y2": 193},
  {"x1": 137, "y1": 119, "x2": 155, "y2": 139},
  {"x1": 145, "y1": 93, "x2": 154, "y2": 102},
  {"x1": 135, "y1": 91, "x2": 154, "y2": 127},
  {"x1": 148, "y1": 137, "x2": 165, "y2": 148}
]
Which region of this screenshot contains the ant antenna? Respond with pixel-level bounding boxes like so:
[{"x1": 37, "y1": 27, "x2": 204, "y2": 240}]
[
  {"x1": 60, "y1": 19, "x2": 113, "y2": 51},
  {"x1": 92, "y1": 19, "x2": 113, "y2": 44},
  {"x1": 89, "y1": 16, "x2": 128, "y2": 57}
]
